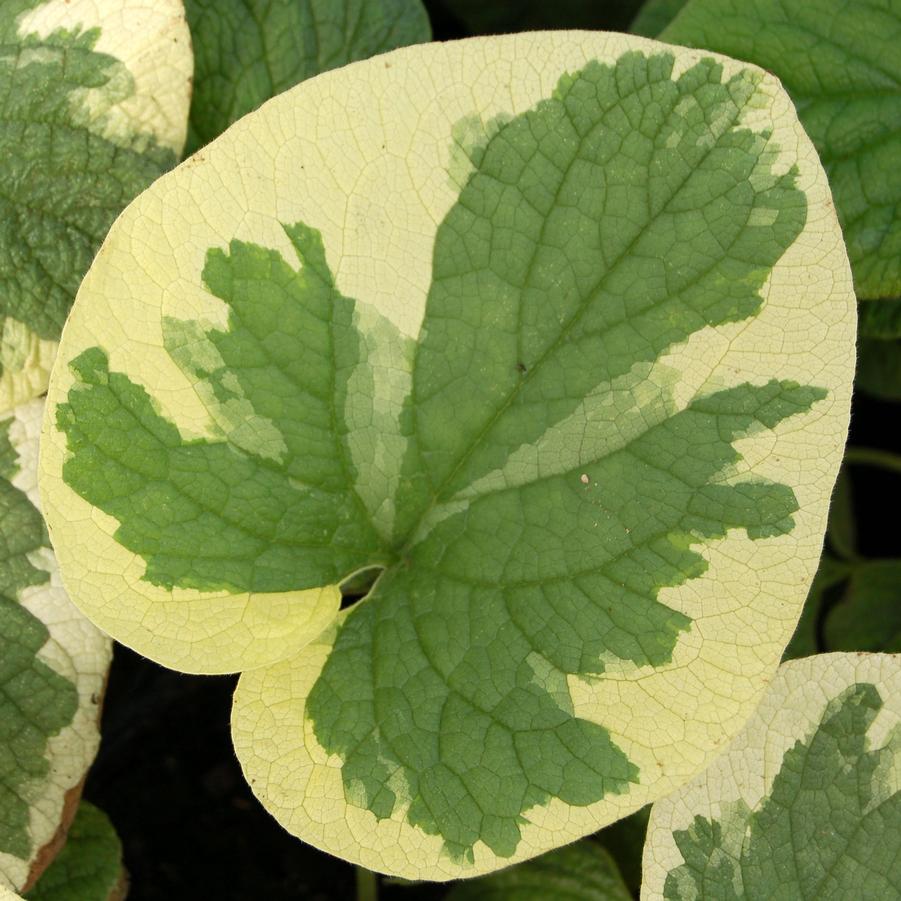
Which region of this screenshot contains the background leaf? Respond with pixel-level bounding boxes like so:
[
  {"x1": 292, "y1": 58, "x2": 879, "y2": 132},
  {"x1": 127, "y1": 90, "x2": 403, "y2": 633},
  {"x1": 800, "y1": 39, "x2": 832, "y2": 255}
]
[
  {"x1": 857, "y1": 339, "x2": 901, "y2": 400},
  {"x1": 823, "y1": 560, "x2": 901, "y2": 652},
  {"x1": 661, "y1": 0, "x2": 901, "y2": 302},
  {"x1": 859, "y1": 299, "x2": 901, "y2": 339},
  {"x1": 444, "y1": 840, "x2": 631, "y2": 900},
  {"x1": 629, "y1": 0, "x2": 686, "y2": 37},
  {"x1": 0, "y1": 0, "x2": 192, "y2": 413},
  {"x1": 643, "y1": 654, "x2": 901, "y2": 900},
  {"x1": 24, "y1": 804, "x2": 124, "y2": 901},
  {"x1": 184, "y1": 0, "x2": 431, "y2": 152},
  {"x1": 1, "y1": 401, "x2": 110, "y2": 893}
]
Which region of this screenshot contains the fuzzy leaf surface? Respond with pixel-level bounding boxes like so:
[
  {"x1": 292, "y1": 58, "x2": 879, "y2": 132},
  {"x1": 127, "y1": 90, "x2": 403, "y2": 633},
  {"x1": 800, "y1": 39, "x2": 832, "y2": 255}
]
[
  {"x1": 40, "y1": 34, "x2": 855, "y2": 879},
  {"x1": 663, "y1": 0, "x2": 901, "y2": 301},
  {"x1": 643, "y1": 654, "x2": 901, "y2": 900},
  {"x1": 0, "y1": 0, "x2": 191, "y2": 412}
]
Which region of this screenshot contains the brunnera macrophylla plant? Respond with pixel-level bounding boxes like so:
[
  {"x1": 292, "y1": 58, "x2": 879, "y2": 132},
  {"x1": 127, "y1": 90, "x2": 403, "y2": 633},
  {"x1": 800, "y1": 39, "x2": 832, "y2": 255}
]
[
  {"x1": 38, "y1": 32, "x2": 856, "y2": 879},
  {"x1": 642, "y1": 653, "x2": 901, "y2": 900},
  {"x1": 0, "y1": 0, "x2": 192, "y2": 415}
]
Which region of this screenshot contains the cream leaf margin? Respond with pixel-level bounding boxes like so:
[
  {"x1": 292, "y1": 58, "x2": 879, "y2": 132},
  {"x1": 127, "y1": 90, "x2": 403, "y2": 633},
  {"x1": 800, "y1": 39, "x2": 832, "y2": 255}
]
[
  {"x1": 15, "y1": 0, "x2": 192, "y2": 153},
  {"x1": 0, "y1": 0, "x2": 192, "y2": 415},
  {"x1": 2, "y1": 400, "x2": 111, "y2": 893}
]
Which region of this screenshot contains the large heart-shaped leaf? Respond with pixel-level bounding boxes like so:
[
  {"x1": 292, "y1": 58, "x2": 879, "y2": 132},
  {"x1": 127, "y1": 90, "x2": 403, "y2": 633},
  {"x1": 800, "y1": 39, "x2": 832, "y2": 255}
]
[
  {"x1": 184, "y1": 0, "x2": 431, "y2": 152},
  {"x1": 642, "y1": 653, "x2": 901, "y2": 899},
  {"x1": 39, "y1": 33, "x2": 855, "y2": 878},
  {"x1": 0, "y1": 0, "x2": 192, "y2": 413},
  {"x1": 660, "y1": 0, "x2": 901, "y2": 301},
  {"x1": 1, "y1": 400, "x2": 110, "y2": 893}
]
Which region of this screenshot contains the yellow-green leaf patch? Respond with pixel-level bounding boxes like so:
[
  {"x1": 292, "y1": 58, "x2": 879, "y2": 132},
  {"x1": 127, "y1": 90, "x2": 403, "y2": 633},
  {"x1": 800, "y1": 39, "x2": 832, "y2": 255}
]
[
  {"x1": 661, "y1": 0, "x2": 901, "y2": 301},
  {"x1": 1, "y1": 400, "x2": 110, "y2": 892},
  {"x1": 39, "y1": 33, "x2": 855, "y2": 878},
  {"x1": 0, "y1": 0, "x2": 192, "y2": 413},
  {"x1": 642, "y1": 653, "x2": 901, "y2": 900}
]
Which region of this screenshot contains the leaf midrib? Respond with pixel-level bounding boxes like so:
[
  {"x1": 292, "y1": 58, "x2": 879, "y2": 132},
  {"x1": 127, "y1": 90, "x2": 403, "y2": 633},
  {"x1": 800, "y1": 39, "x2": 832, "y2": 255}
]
[{"x1": 395, "y1": 67, "x2": 755, "y2": 558}]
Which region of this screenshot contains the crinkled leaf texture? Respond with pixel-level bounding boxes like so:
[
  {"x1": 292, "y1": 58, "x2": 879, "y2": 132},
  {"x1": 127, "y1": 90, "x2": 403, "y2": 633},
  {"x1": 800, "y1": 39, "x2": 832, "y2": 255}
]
[
  {"x1": 23, "y1": 802, "x2": 124, "y2": 901},
  {"x1": 184, "y1": 0, "x2": 431, "y2": 152},
  {"x1": 39, "y1": 33, "x2": 855, "y2": 879},
  {"x1": 1, "y1": 400, "x2": 110, "y2": 892},
  {"x1": 642, "y1": 653, "x2": 901, "y2": 900},
  {"x1": 661, "y1": 0, "x2": 901, "y2": 301},
  {"x1": 0, "y1": 0, "x2": 192, "y2": 413}
]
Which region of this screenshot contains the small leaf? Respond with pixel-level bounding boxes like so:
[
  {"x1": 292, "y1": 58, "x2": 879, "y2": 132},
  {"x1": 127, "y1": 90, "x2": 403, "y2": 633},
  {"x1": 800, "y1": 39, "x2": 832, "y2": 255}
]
[
  {"x1": 184, "y1": 0, "x2": 431, "y2": 152},
  {"x1": 859, "y1": 298, "x2": 901, "y2": 339},
  {"x1": 630, "y1": 0, "x2": 688, "y2": 38},
  {"x1": 0, "y1": 0, "x2": 192, "y2": 413},
  {"x1": 1, "y1": 401, "x2": 110, "y2": 893},
  {"x1": 24, "y1": 803, "x2": 124, "y2": 901},
  {"x1": 40, "y1": 35, "x2": 855, "y2": 878},
  {"x1": 824, "y1": 559, "x2": 901, "y2": 653},
  {"x1": 445, "y1": 840, "x2": 631, "y2": 900},
  {"x1": 857, "y1": 338, "x2": 901, "y2": 400},
  {"x1": 643, "y1": 653, "x2": 901, "y2": 899},
  {"x1": 662, "y1": 0, "x2": 901, "y2": 301},
  {"x1": 595, "y1": 806, "x2": 650, "y2": 896},
  {"x1": 826, "y1": 467, "x2": 856, "y2": 561},
  {"x1": 782, "y1": 553, "x2": 850, "y2": 660}
]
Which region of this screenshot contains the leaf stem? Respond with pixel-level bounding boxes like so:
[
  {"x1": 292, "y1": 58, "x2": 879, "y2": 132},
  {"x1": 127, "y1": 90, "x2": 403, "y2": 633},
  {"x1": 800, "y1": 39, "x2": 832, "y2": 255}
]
[
  {"x1": 843, "y1": 447, "x2": 901, "y2": 475},
  {"x1": 356, "y1": 866, "x2": 378, "y2": 901}
]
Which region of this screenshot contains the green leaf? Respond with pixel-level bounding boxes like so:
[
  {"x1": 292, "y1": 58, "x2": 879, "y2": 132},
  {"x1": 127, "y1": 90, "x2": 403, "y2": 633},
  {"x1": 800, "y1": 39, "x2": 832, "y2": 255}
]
[
  {"x1": 859, "y1": 298, "x2": 901, "y2": 339},
  {"x1": 661, "y1": 0, "x2": 901, "y2": 301},
  {"x1": 643, "y1": 653, "x2": 901, "y2": 900},
  {"x1": 825, "y1": 466, "x2": 856, "y2": 560},
  {"x1": 444, "y1": 840, "x2": 631, "y2": 900},
  {"x1": 630, "y1": 0, "x2": 688, "y2": 38},
  {"x1": 24, "y1": 803, "x2": 123, "y2": 901},
  {"x1": 595, "y1": 806, "x2": 650, "y2": 896},
  {"x1": 1, "y1": 400, "x2": 110, "y2": 893},
  {"x1": 824, "y1": 559, "x2": 901, "y2": 653},
  {"x1": 0, "y1": 0, "x2": 192, "y2": 413},
  {"x1": 782, "y1": 553, "x2": 850, "y2": 660},
  {"x1": 184, "y1": 0, "x2": 431, "y2": 152},
  {"x1": 857, "y1": 338, "x2": 901, "y2": 400},
  {"x1": 40, "y1": 35, "x2": 855, "y2": 878}
]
